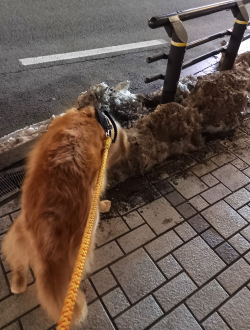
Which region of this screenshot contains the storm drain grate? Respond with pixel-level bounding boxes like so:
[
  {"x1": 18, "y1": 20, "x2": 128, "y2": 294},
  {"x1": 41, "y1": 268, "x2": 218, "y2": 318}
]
[{"x1": 0, "y1": 167, "x2": 26, "y2": 202}]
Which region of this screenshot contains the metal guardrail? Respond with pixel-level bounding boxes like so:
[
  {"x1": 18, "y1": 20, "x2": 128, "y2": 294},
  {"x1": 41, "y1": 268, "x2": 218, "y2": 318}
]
[{"x1": 146, "y1": 0, "x2": 250, "y2": 104}]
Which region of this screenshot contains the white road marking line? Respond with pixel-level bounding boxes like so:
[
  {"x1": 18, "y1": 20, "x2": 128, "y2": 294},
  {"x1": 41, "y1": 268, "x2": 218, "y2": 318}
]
[{"x1": 19, "y1": 40, "x2": 167, "y2": 66}]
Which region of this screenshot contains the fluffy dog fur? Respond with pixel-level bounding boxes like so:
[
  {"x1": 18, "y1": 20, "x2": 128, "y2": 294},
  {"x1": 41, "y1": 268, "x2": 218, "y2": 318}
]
[{"x1": 2, "y1": 106, "x2": 128, "y2": 325}]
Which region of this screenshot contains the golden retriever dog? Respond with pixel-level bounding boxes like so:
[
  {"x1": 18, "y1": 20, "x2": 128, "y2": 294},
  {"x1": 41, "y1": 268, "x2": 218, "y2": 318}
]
[{"x1": 2, "y1": 106, "x2": 128, "y2": 325}]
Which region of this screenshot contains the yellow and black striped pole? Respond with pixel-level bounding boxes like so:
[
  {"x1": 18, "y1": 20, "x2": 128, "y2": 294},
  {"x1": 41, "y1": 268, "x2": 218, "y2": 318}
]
[
  {"x1": 221, "y1": 3, "x2": 249, "y2": 71},
  {"x1": 161, "y1": 17, "x2": 188, "y2": 104}
]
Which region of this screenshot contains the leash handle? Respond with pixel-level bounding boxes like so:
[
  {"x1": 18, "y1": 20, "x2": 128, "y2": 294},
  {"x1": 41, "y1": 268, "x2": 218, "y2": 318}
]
[{"x1": 57, "y1": 137, "x2": 112, "y2": 330}]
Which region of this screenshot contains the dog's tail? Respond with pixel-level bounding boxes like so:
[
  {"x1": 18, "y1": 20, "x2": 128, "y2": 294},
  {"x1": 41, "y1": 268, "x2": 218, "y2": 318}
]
[{"x1": 35, "y1": 263, "x2": 87, "y2": 325}]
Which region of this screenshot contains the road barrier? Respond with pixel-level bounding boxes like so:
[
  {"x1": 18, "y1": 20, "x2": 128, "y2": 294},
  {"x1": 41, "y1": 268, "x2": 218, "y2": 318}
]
[{"x1": 146, "y1": 0, "x2": 250, "y2": 103}]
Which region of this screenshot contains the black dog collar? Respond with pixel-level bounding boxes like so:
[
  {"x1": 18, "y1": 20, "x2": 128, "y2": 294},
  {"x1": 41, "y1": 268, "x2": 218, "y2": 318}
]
[{"x1": 95, "y1": 109, "x2": 117, "y2": 143}]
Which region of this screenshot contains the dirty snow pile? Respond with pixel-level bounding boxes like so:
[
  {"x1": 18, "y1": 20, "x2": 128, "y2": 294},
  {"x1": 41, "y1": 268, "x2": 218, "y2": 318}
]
[
  {"x1": 0, "y1": 119, "x2": 51, "y2": 154},
  {"x1": 107, "y1": 58, "x2": 250, "y2": 186}
]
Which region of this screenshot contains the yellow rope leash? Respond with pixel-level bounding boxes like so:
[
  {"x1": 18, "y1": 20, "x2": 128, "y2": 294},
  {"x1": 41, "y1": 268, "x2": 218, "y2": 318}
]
[{"x1": 57, "y1": 137, "x2": 112, "y2": 330}]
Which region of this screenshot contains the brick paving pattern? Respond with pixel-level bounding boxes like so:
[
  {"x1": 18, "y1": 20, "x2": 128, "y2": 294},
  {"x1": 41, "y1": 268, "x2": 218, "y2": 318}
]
[{"x1": 2, "y1": 124, "x2": 250, "y2": 329}]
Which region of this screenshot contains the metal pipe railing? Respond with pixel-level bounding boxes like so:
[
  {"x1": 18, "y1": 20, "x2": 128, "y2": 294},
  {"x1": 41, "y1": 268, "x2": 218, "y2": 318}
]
[
  {"x1": 149, "y1": 0, "x2": 250, "y2": 29},
  {"x1": 146, "y1": 28, "x2": 232, "y2": 64},
  {"x1": 146, "y1": 0, "x2": 249, "y2": 104}
]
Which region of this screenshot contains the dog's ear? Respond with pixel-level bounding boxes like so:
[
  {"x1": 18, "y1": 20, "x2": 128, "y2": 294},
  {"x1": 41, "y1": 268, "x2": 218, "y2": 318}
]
[
  {"x1": 78, "y1": 106, "x2": 96, "y2": 118},
  {"x1": 107, "y1": 126, "x2": 129, "y2": 168}
]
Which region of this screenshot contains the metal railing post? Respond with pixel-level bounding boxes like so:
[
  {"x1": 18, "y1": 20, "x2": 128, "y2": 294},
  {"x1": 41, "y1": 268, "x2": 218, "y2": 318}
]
[
  {"x1": 221, "y1": 1, "x2": 249, "y2": 70},
  {"x1": 161, "y1": 16, "x2": 188, "y2": 104}
]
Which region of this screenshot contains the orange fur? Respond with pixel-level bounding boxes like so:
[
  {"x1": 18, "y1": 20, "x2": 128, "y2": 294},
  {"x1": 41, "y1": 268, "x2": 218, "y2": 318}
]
[{"x1": 2, "y1": 106, "x2": 128, "y2": 325}]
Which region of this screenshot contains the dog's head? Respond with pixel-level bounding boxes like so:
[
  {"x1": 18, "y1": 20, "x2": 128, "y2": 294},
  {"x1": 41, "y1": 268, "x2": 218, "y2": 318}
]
[
  {"x1": 78, "y1": 106, "x2": 129, "y2": 168},
  {"x1": 106, "y1": 121, "x2": 129, "y2": 168}
]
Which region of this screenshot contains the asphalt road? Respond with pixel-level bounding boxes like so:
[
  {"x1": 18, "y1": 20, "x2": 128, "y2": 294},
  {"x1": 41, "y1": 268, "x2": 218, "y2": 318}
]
[{"x1": 0, "y1": 0, "x2": 250, "y2": 137}]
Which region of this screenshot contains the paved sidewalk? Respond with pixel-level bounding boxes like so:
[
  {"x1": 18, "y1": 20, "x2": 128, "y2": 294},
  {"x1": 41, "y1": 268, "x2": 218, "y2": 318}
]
[{"x1": 2, "y1": 121, "x2": 250, "y2": 329}]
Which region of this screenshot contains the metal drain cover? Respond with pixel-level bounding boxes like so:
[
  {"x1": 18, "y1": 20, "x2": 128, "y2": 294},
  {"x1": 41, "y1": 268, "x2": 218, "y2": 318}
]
[{"x1": 0, "y1": 166, "x2": 25, "y2": 202}]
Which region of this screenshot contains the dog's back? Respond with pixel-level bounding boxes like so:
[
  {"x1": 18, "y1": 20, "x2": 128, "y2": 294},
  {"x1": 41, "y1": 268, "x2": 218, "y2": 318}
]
[{"x1": 2, "y1": 106, "x2": 107, "y2": 323}]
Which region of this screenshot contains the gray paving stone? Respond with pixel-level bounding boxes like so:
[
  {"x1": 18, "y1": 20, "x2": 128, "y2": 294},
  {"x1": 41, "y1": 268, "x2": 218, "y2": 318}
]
[
  {"x1": 0, "y1": 285, "x2": 39, "y2": 328},
  {"x1": 146, "y1": 165, "x2": 172, "y2": 183},
  {"x1": 169, "y1": 156, "x2": 197, "y2": 173},
  {"x1": 21, "y1": 306, "x2": 54, "y2": 330},
  {"x1": 191, "y1": 160, "x2": 218, "y2": 177},
  {"x1": 229, "y1": 144, "x2": 250, "y2": 165},
  {"x1": 202, "y1": 201, "x2": 247, "y2": 238},
  {"x1": 153, "y1": 179, "x2": 174, "y2": 195},
  {"x1": 154, "y1": 272, "x2": 197, "y2": 312},
  {"x1": 201, "y1": 174, "x2": 219, "y2": 187},
  {"x1": 243, "y1": 166, "x2": 250, "y2": 177},
  {"x1": 119, "y1": 226, "x2": 155, "y2": 255},
  {"x1": 244, "y1": 251, "x2": 250, "y2": 263},
  {"x1": 230, "y1": 129, "x2": 249, "y2": 145},
  {"x1": 217, "y1": 258, "x2": 250, "y2": 294},
  {"x1": 123, "y1": 211, "x2": 144, "y2": 229},
  {"x1": 219, "y1": 287, "x2": 250, "y2": 330},
  {"x1": 201, "y1": 228, "x2": 224, "y2": 248},
  {"x1": 191, "y1": 145, "x2": 217, "y2": 162},
  {"x1": 0, "y1": 215, "x2": 12, "y2": 234},
  {"x1": 225, "y1": 188, "x2": 250, "y2": 210},
  {"x1": 219, "y1": 139, "x2": 235, "y2": 149},
  {"x1": 96, "y1": 217, "x2": 129, "y2": 247},
  {"x1": 212, "y1": 164, "x2": 250, "y2": 191},
  {"x1": 231, "y1": 158, "x2": 248, "y2": 170},
  {"x1": 1, "y1": 253, "x2": 10, "y2": 272},
  {"x1": 91, "y1": 268, "x2": 117, "y2": 296},
  {"x1": 3, "y1": 323, "x2": 21, "y2": 330},
  {"x1": 0, "y1": 196, "x2": 21, "y2": 218},
  {"x1": 0, "y1": 264, "x2": 10, "y2": 299},
  {"x1": 10, "y1": 210, "x2": 21, "y2": 222},
  {"x1": 114, "y1": 194, "x2": 147, "y2": 216},
  {"x1": 188, "y1": 214, "x2": 210, "y2": 233},
  {"x1": 138, "y1": 198, "x2": 183, "y2": 235},
  {"x1": 186, "y1": 280, "x2": 229, "y2": 321},
  {"x1": 111, "y1": 249, "x2": 165, "y2": 303},
  {"x1": 211, "y1": 152, "x2": 236, "y2": 166},
  {"x1": 165, "y1": 191, "x2": 185, "y2": 206},
  {"x1": 189, "y1": 195, "x2": 209, "y2": 211},
  {"x1": 157, "y1": 254, "x2": 182, "y2": 279},
  {"x1": 102, "y1": 288, "x2": 130, "y2": 317},
  {"x1": 91, "y1": 241, "x2": 123, "y2": 273},
  {"x1": 100, "y1": 205, "x2": 119, "y2": 221},
  {"x1": 145, "y1": 230, "x2": 183, "y2": 260},
  {"x1": 72, "y1": 299, "x2": 115, "y2": 330},
  {"x1": 151, "y1": 304, "x2": 202, "y2": 330},
  {"x1": 169, "y1": 172, "x2": 208, "y2": 199},
  {"x1": 215, "y1": 242, "x2": 239, "y2": 264},
  {"x1": 229, "y1": 233, "x2": 250, "y2": 254},
  {"x1": 246, "y1": 183, "x2": 250, "y2": 192},
  {"x1": 174, "y1": 236, "x2": 225, "y2": 286},
  {"x1": 240, "y1": 225, "x2": 250, "y2": 241},
  {"x1": 115, "y1": 295, "x2": 163, "y2": 330},
  {"x1": 174, "y1": 222, "x2": 196, "y2": 242},
  {"x1": 176, "y1": 202, "x2": 197, "y2": 219},
  {"x1": 80, "y1": 278, "x2": 97, "y2": 303},
  {"x1": 202, "y1": 312, "x2": 230, "y2": 330},
  {"x1": 238, "y1": 205, "x2": 250, "y2": 221},
  {"x1": 201, "y1": 184, "x2": 231, "y2": 205}
]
